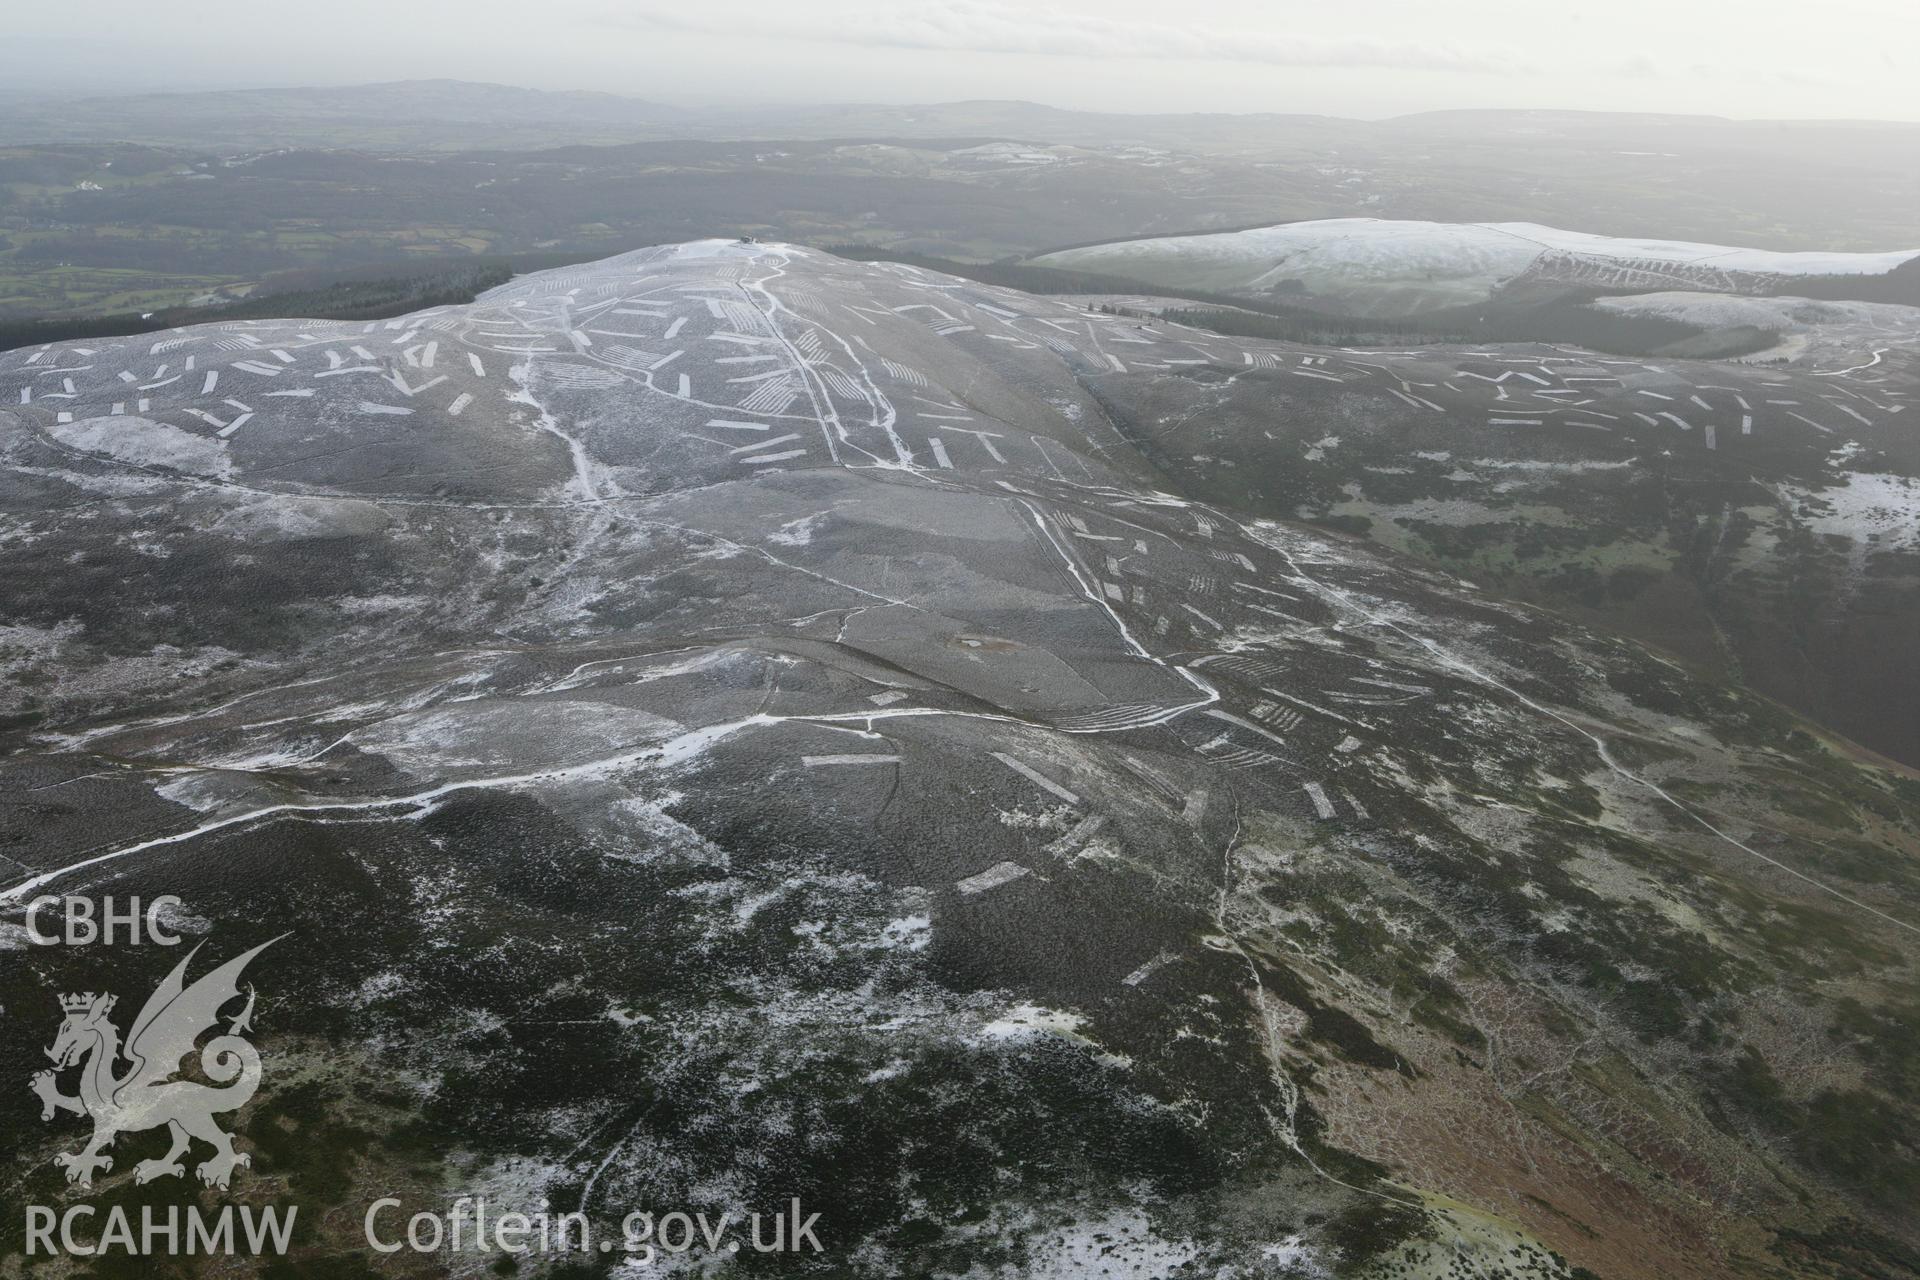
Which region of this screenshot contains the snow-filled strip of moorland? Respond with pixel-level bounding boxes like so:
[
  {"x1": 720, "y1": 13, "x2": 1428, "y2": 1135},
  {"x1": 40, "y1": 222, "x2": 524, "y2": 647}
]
[{"x1": 1035, "y1": 218, "x2": 1920, "y2": 296}]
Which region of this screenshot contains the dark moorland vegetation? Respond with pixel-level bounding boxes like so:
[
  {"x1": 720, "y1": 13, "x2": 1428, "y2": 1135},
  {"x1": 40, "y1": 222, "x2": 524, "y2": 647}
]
[
  {"x1": 830, "y1": 247, "x2": 1783, "y2": 358},
  {"x1": 1160, "y1": 300, "x2": 1783, "y2": 358},
  {"x1": 0, "y1": 260, "x2": 521, "y2": 351}
]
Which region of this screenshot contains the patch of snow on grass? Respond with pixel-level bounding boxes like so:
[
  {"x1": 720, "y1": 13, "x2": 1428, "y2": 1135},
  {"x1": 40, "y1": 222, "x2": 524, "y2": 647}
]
[{"x1": 48, "y1": 415, "x2": 230, "y2": 479}]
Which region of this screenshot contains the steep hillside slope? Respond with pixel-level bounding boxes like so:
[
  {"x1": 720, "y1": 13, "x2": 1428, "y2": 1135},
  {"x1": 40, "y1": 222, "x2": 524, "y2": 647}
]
[
  {"x1": 2, "y1": 244, "x2": 1917, "y2": 1278},
  {"x1": 1068, "y1": 295, "x2": 1920, "y2": 770}
]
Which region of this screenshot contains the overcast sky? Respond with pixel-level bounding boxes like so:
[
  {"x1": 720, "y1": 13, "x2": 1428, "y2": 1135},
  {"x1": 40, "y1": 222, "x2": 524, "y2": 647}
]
[{"x1": 8, "y1": 0, "x2": 1918, "y2": 121}]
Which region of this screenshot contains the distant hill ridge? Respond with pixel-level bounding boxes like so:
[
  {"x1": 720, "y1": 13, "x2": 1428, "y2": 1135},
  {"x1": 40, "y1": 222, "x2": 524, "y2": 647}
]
[{"x1": 1031, "y1": 218, "x2": 1920, "y2": 318}]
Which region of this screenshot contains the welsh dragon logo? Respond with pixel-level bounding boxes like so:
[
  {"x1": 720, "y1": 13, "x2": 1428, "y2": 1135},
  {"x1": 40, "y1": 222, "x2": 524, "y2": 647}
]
[{"x1": 30, "y1": 937, "x2": 280, "y2": 1190}]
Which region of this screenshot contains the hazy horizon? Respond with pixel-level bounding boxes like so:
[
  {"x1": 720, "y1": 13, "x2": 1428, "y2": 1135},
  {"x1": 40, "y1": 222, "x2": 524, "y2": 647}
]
[
  {"x1": 13, "y1": 74, "x2": 1920, "y2": 128},
  {"x1": 6, "y1": 0, "x2": 1918, "y2": 124}
]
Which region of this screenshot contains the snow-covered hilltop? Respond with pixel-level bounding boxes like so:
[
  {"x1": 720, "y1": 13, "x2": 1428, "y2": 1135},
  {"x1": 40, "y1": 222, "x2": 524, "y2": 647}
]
[
  {"x1": 3, "y1": 243, "x2": 1918, "y2": 1278},
  {"x1": 1032, "y1": 218, "x2": 1920, "y2": 316}
]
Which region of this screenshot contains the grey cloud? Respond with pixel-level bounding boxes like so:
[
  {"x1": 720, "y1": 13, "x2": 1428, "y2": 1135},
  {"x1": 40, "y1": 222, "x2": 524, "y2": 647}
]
[{"x1": 605, "y1": 1, "x2": 1516, "y2": 74}]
